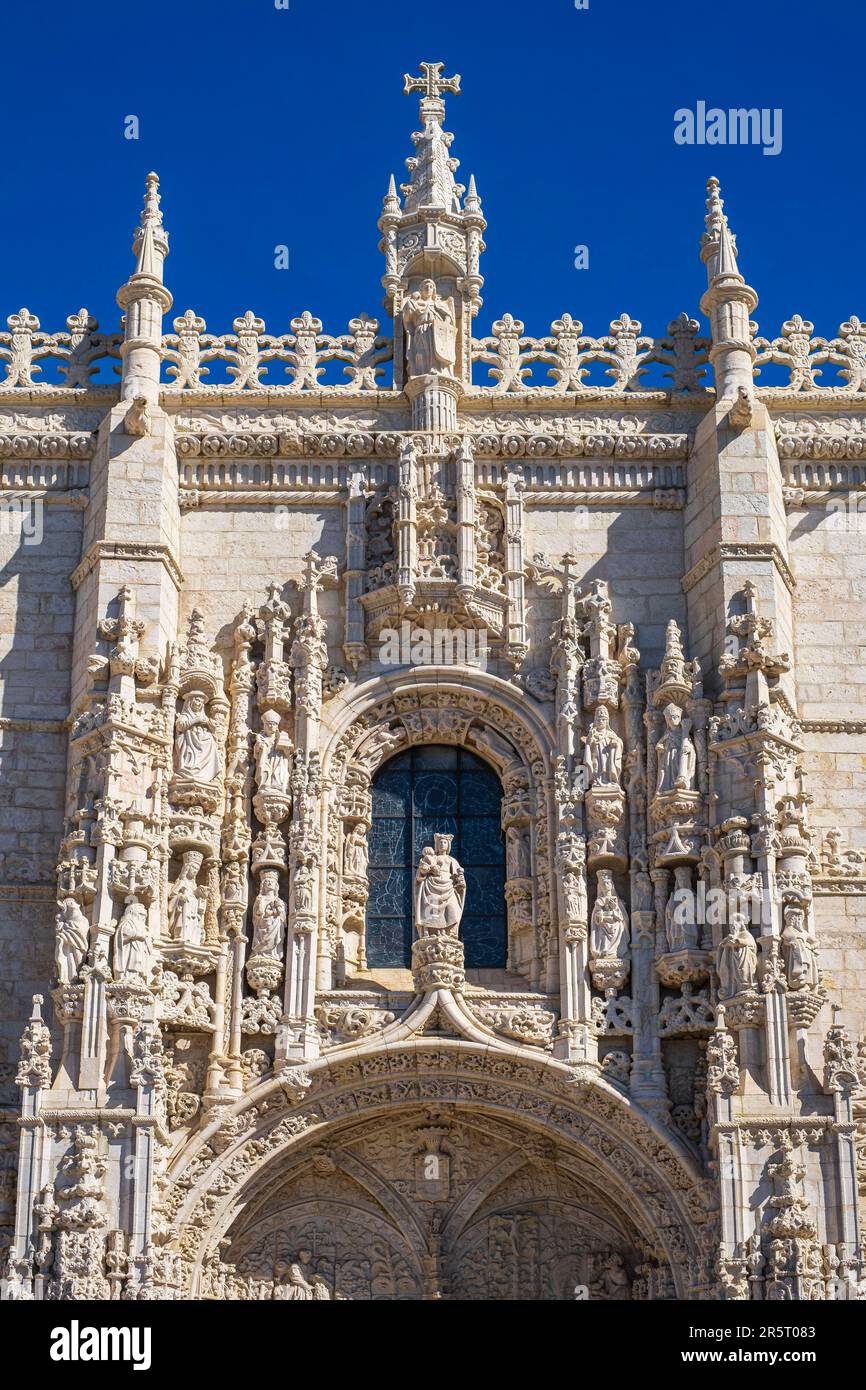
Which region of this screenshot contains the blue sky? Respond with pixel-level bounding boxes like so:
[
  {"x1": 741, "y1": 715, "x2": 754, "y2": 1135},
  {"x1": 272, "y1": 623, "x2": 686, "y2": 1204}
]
[{"x1": 1, "y1": 0, "x2": 862, "y2": 348}]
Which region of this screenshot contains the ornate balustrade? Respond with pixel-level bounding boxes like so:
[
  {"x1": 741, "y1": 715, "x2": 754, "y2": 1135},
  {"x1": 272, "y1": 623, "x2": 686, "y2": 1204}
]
[
  {"x1": 471, "y1": 311, "x2": 710, "y2": 394},
  {"x1": 4, "y1": 301, "x2": 866, "y2": 398},
  {"x1": 0, "y1": 309, "x2": 121, "y2": 388}
]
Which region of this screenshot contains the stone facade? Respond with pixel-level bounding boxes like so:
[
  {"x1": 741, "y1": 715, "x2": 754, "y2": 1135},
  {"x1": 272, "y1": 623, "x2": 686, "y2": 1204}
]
[{"x1": 0, "y1": 63, "x2": 865, "y2": 1301}]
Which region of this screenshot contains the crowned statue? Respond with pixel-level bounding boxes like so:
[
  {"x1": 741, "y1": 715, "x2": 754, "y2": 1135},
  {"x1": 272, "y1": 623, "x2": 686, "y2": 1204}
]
[{"x1": 415, "y1": 834, "x2": 466, "y2": 931}]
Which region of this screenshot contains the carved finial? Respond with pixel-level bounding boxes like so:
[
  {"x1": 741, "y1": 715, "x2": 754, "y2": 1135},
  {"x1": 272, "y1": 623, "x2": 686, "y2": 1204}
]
[
  {"x1": 132, "y1": 171, "x2": 169, "y2": 280},
  {"x1": 403, "y1": 61, "x2": 461, "y2": 106}
]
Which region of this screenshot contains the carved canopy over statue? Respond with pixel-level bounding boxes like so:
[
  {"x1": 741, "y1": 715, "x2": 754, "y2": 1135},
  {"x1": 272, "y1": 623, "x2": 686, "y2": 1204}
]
[
  {"x1": 415, "y1": 833, "x2": 466, "y2": 929},
  {"x1": 402, "y1": 278, "x2": 457, "y2": 377}
]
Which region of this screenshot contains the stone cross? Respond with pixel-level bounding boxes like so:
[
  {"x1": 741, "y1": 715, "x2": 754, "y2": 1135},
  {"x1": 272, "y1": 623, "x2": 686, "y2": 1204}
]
[{"x1": 403, "y1": 62, "x2": 461, "y2": 103}]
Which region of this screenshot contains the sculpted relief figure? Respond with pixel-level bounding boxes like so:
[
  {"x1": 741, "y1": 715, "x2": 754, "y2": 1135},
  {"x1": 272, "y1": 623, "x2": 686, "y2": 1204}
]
[
  {"x1": 168, "y1": 853, "x2": 206, "y2": 946},
  {"x1": 343, "y1": 822, "x2": 369, "y2": 879},
  {"x1": 55, "y1": 898, "x2": 90, "y2": 984},
  {"x1": 174, "y1": 693, "x2": 221, "y2": 784},
  {"x1": 562, "y1": 871, "x2": 587, "y2": 923},
  {"x1": 402, "y1": 278, "x2": 457, "y2": 377},
  {"x1": 251, "y1": 870, "x2": 286, "y2": 959},
  {"x1": 505, "y1": 825, "x2": 531, "y2": 880},
  {"x1": 717, "y1": 914, "x2": 758, "y2": 998},
  {"x1": 781, "y1": 904, "x2": 819, "y2": 990},
  {"x1": 583, "y1": 706, "x2": 623, "y2": 789},
  {"x1": 114, "y1": 898, "x2": 151, "y2": 980},
  {"x1": 589, "y1": 870, "x2": 629, "y2": 960},
  {"x1": 415, "y1": 834, "x2": 466, "y2": 930},
  {"x1": 655, "y1": 703, "x2": 697, "y2": 794},
  {"x1": 254, "y1": 710, "x2": 293, "y2": 795}
]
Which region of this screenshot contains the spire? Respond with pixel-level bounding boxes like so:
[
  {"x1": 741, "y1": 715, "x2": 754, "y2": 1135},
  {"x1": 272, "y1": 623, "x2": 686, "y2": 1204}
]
[
  {"x1": 698, "y1": 177, "x2": 758, "y2": 401},
  {"x1": 401, "y1": 61, "x2": 464, "y2": 214},
  {"x1": 382, "y1": 173, "x2": 401, "y2": 217},
  {"x1": 132, "y1": 172, "x2": 170, "y2": 284},
  {"x1": 117, "y1": 172, "x2": 173, "y2": 403},
  {"x1": 700, "y1": 176, "x2": 742, "y2": 284}
]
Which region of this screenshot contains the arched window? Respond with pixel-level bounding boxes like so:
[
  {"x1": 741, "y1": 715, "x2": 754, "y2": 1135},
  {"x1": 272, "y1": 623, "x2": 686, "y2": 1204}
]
[{"x1": 366, "y1": 745, "x2": 506, "y2": 969}]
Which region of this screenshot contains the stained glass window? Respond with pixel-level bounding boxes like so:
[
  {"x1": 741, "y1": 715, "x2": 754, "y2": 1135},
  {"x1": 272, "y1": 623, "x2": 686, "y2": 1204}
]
[{"x1": 366, "y1": 745, "x2": 507, "y2": 969}]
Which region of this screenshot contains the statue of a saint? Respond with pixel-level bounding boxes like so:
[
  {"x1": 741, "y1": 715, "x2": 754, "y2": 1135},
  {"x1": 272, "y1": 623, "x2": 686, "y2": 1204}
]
[
  {"x1": 174, "y1": 693, "x2": 221, "y2": 783},
  {"x1": 402, "y1": 279, "x2": 457, "y2": 377},
  {"x1": 343, "y1": 823, "x2": 368, "y2": 879},
  {"x1": 251, "y1": 871, "x2": 286, "y2": 958},
  {"x1": 415, "y1": 834, "x2": 466, "y2": 930},
  {"x1": 505, "y1": 825, "x2": 531, "y2": 880},
  {"x1": 717, "y1": 914, "x2": 758, "y2": 998},
  {"x1": 655, "y1": 703, "x2": 697, "y2": 794},
  {"x1": 291, "y1": 858, "x2": 315, "y2": 916},
  {"x1": 664, "y1": 866, "x2": 698, "y2": 952},
  {"x1": 254, "y1": 710, "x2": 292, "y2": 795},
  {"x1": 114, "y1": 898, "x2": 151, "y2": 980},
  {"x1": 55, "y1": 898, "x2": 90, "y2": 984},
  {"x1": 589, "y1": 870, "x2": 629, "y2": 960},
  {"x1": 168, "y1": 853, "x2": 206, "y2": 945},
  {"x1": 781, "y1": 904, "x2": 819, "y2": 990},
  {"x1": 583, "y1": 707, "x2": 623, "y2": 788},
  {"x1": 562, "y1": 871, "x2": 587, "y2": 923}
]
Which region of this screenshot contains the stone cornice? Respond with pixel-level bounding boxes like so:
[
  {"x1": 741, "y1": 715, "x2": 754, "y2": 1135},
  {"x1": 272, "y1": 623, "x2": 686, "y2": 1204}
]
[
  {"x1": 681, "y1": 541, "x2": 796, "y2": 595},
  {"x1": 71, "y1": 540, "x2": 185, "y2": 592}
]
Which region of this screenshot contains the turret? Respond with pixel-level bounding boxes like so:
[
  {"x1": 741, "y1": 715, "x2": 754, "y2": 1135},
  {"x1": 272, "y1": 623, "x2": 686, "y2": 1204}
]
[
  {"x1": 116, "y1": 172, "x2": 172, "y2": 403},
  {"x1": 700, "y1": 177, "x2": 757, "y2": 400}
]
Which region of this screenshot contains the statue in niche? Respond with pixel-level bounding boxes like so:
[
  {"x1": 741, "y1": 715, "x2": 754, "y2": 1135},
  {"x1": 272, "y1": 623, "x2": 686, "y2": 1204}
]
[
  {"x1": 589, "y1": 870, "x2": 629, "y2": 959},
  {"x1": 655, "y1": 703, "x2": 697, "y2": 794},
  {"x1": 55, "y1": 898, "x2": 90, "y2": 984},
  {"x1": 717, "y1": 913, "x2": 758, "y2": 998},
  {"x1": 562, "y1": 871, "x2": 587, "y2": 923},
  {"x1": 343, "y1": 823, "x2": 368, "y2": 879},
  {"x1": 415, "y1": 834, "x2": 466, "y2": 930},
  {"x1": 665, "y1": 866, "x2": 698, "y2": 953},
  {"x1": 168, "y1": 852, "x2": 206, "y2": 945},
  {"x1": 583, "y1": 707, "x2": 623, "y2": 788},
  {"x1": 251, "y1": 871, "x2": 286, "y2": 958},
  {"x1": 174, "y1": 693, "x2": 221, "y2": 783},
  {"x1": 402, "y1": 278, "x2": 457, "y2": 377},
  {"x1": 254, "y1": 710, "x2": 293, "y2": 794},
  {"x1": 114, "y1": 897, "x2": 151, "y2": 980},
  {"x1": 292, "y1": 858, "x2": 315, "y2": 915},
  {"x1": 781, "y1": 904, "x2": 819, "y2": 990},
  {"x1": 505, "y1": 825, "x2": 531, "y2": 880}
]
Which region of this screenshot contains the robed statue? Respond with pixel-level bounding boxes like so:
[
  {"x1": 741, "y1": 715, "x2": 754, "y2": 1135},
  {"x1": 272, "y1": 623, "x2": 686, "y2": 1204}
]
[
  {"x1": 402, "y1": 279, "x2": 457, "y2": 377},
  {"x1": 415, "y1": 834, "x2": 466, "y2": 931}
]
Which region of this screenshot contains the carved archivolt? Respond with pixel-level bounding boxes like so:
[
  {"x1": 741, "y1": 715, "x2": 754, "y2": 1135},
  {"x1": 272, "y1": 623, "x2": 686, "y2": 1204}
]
[{"x1": 158, "y1": 1042, "x2": 712, "y2": 1299}]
